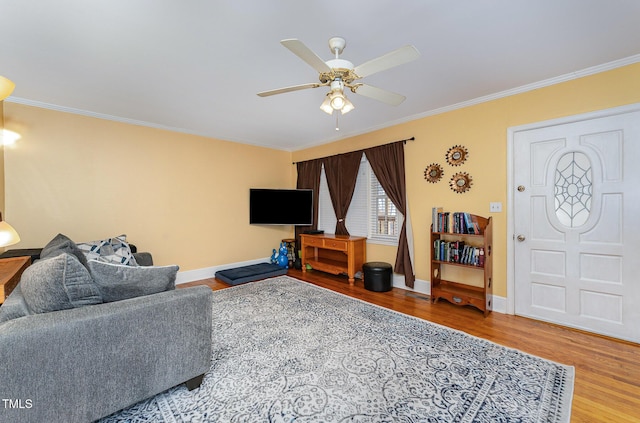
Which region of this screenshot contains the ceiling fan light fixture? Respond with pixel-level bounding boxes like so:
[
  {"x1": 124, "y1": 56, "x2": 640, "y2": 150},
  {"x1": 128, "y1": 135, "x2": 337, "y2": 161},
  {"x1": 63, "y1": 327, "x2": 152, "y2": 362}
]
[
  {"x1": 340, "y1": 97, "x2": 354, "y2": 114},
  {"x1": 321, "y1": 89, "x2": 354, "y2": 115},
  {"x1": 329, "y1": 91, "x2": 346, "y2": 110},
  {"x1": 320, "y1": 94, "x2": 334, "y2": 115}
]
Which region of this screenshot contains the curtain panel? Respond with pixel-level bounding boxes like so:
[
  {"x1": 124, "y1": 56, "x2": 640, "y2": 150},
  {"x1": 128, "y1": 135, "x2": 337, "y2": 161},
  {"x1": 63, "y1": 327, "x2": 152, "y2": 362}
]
[
  {"x1": 322, "y1": 151, "x2": 363, "y2": 235},
  {"x1": 294, "y1": 159, "x2": 323, "y2": 253},
  {"x1": 365, "y1": 141, "x2": 415, "y2": 287}
]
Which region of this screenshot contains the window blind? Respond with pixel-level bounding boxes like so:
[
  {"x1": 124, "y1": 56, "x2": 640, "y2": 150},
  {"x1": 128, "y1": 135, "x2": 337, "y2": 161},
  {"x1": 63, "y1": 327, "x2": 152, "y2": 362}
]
[{"x1": 317, "y1": 159, "x2": 400, "y2": 245}]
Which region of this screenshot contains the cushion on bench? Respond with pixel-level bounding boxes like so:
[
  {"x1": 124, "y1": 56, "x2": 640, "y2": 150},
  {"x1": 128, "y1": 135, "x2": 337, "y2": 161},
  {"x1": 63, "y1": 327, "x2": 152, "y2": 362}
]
[{"x1": 215, "y1": 263, "x2": 287, "y2": 285}]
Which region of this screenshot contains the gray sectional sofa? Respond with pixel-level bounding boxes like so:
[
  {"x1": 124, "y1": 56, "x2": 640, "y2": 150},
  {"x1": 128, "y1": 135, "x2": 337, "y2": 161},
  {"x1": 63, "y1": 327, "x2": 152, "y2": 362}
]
[{"x1": 0, "y1": 234, "x2": 213, "y2": 423}]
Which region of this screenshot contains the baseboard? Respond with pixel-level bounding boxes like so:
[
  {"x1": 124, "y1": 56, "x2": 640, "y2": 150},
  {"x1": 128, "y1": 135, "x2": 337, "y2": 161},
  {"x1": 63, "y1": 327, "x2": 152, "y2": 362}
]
[
  {"x1": 491, "y1": 295, "x2": 507, "y2": 314},
  {"x1": 391, "y1": 274, "x2": 431, "y2": 296},
  {"x1": 175, "y1": 257, "x2": 271, "y2": 285}
]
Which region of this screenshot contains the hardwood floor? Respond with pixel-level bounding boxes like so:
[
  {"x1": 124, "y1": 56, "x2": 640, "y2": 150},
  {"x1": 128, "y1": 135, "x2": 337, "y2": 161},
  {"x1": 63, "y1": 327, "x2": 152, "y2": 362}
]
[{"x1": 180, "y1": 269, "x2": 640, "y2": 423}]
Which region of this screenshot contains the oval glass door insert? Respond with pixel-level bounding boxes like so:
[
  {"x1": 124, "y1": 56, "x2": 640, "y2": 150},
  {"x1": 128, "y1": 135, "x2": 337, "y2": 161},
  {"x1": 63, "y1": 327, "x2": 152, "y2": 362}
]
[{"x1": 554, "y1": 151, "x2": 592, "y2": 227}]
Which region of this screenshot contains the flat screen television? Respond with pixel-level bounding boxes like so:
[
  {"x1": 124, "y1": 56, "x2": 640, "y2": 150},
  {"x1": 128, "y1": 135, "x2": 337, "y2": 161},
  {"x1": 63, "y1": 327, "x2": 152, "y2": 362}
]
[{"x1": 249, "y1": 188, "x2": 313, "y2": 225}]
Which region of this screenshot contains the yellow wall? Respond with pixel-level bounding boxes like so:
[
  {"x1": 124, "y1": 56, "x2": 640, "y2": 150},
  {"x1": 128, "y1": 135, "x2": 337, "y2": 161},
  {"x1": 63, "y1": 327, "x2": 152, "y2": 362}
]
[
  {"x1": 292, "y1": 63, "x2": 640, "y2": 297},
  {"x1": 3, "y1": 103, "x2": 293, "y2": 270}
]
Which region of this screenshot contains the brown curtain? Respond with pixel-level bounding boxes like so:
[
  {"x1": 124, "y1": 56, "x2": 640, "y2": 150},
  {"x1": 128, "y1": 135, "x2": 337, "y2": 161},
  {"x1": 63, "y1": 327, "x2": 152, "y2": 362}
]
[
  {"x1": 322, "y1": 151, "x2": 363, "y2": 235},
  {"x1": 365, "y1": 142, "x2": 415, "y2": 287},
  {"x1": 294, "y1": 159, "x2": 323, "y2": 253}
]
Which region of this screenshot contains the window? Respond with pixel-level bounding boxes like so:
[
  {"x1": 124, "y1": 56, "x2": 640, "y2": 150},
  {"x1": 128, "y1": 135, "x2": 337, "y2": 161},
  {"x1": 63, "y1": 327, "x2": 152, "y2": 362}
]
[
  {"x1": 370, "y1": 174, "x2": 400, "y2": 243},
  {"x1": 317, "y1": 157, "x2": 402, "y2": 245}
]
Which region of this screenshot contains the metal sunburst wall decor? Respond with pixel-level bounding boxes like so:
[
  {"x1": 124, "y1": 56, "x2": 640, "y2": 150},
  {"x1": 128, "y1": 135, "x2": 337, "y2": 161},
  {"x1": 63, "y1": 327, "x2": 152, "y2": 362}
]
[
  {"x1": 446, "y1": 145, "x2": 469, "y2": 166},
  {"x1": 450, "y1": 171, "x2": 473, "y2": 194},
  {"x1": 424, "y1": 163, "x2": 444, "y2": 183}
]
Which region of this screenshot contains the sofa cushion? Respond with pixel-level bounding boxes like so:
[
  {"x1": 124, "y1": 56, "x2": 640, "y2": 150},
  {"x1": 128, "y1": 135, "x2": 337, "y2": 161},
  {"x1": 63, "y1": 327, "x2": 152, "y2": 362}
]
[
  {"x1": 20, "y1": 253, "x2": 103, "y2": 313},
  {"x1": 77, "y1": 235, "x2": 138, "y2": 266},
  {"x1": 133, "y1": 252, "x2": 153, "y2": 267},
  {"x1": 87, "y1": 260, "x2": 178, "y2": 302},
  {"x1": 0, "y1": 285, "x2": 33, "y2": 323},
  {"x1": 40, "y1": 233, "x2": 89, "y2": 267}
]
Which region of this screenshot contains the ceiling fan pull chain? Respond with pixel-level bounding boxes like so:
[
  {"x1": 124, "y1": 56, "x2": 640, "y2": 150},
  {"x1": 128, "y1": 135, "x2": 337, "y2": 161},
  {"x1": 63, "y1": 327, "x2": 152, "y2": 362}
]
[{"x1": 335, "y1": 114, "x2": 340, "y2": 131}]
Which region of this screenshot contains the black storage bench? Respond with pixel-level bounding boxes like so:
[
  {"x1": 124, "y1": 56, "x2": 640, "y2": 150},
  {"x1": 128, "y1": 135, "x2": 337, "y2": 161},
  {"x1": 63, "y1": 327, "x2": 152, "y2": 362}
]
[{"x1": 363, "y1": 262, "x2": 392, "y2": 292}]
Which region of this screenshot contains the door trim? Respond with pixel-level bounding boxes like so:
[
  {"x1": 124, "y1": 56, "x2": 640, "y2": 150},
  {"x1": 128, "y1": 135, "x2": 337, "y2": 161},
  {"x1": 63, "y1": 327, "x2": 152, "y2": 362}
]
[{"x1": 506, "y1": 102, "x2": 640, "y2": 316}]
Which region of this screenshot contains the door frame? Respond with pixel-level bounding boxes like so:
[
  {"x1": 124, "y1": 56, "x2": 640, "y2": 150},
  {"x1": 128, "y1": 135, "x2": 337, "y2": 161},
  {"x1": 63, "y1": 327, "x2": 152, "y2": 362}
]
[{"x1": 506, "y1": 102, "x2": 640, "y2": 315}]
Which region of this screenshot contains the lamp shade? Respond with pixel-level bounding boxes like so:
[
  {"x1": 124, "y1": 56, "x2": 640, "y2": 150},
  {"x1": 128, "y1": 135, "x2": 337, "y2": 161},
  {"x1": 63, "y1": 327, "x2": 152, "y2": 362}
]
[
  {"x1": 329, "y1": 92, "x2": 345, "y2": 110},
  {"x1": 0, "y1": 221, "x2": 20, "y2": 248},
  {"x1": 0, "y1": 75, "x2": 15, "y2": 101},
  {"x1": 320, "y1": 95, "x2": 333, "y2": 115}
]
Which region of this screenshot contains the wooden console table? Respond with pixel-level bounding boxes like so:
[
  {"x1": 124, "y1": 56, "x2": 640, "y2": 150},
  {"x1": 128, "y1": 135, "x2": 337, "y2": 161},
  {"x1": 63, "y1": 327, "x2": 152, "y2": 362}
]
[
  {"x1": 300, "y1": 234, "x2": 366, "y2": 285},
  {"x1": 0, "y1": 256, "x2": 31, "y2": 304}
]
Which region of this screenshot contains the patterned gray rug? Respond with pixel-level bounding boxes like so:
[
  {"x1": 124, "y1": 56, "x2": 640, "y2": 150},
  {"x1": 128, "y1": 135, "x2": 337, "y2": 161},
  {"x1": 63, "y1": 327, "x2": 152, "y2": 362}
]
[{"x1": 100, "y1": 276, "x2": 574, "y2": 422}]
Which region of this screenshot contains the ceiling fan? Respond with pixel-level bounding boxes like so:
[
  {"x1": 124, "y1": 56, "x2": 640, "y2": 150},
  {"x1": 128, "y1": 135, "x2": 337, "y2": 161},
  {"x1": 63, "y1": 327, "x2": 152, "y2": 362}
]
[{"x1": 257, "y1": 37, "x2": 420, "y2": 116}]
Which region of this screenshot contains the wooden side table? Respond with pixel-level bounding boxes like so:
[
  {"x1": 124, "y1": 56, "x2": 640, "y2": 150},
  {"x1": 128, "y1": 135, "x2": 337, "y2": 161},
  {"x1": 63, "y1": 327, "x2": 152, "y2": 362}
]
[
  {"x1": 0, "y1": 256, "x2": 31, "y2": 304},
  {"x1": 300, "y1": 234, "x2": 367, "y2": 285}
]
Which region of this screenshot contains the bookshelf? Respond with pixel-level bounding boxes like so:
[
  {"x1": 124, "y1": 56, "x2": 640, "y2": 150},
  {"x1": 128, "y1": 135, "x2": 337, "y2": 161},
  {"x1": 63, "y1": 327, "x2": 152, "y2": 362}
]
[{"x1": 430, "y1": 211, "x2": 492, "y2": 316}]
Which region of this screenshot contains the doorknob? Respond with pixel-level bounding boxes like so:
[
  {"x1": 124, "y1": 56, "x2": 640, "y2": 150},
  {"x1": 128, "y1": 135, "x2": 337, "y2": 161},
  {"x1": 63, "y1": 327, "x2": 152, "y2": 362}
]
[
  {"x1": 517, "y1": 234, "x2": 526, "y2": 242},
  {"x1": 517, "y1": 185, "x2": 525, "y2": 192}
]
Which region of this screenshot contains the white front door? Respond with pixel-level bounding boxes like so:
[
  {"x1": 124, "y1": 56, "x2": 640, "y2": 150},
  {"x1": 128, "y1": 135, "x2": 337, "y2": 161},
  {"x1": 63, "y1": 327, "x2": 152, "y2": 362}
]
[{"x1": 511, "y1": 104, "x2": 640, "y2": 343}]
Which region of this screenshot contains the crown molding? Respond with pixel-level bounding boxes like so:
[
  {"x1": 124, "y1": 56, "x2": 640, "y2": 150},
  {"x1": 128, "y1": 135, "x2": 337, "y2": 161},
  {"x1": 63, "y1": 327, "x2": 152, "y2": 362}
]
[
  {"x1": 5, "y1": 97, "x2": 205, "y2": 136},
  {"x1": 404, "y1": 54, "x2": 640, "y2": 121},
  {"x1": 6, "y1": 54, "x2": 640, "y2": 153},
  {"x1": 293, "y1": 54, "x2": 640, "y2": 151}
]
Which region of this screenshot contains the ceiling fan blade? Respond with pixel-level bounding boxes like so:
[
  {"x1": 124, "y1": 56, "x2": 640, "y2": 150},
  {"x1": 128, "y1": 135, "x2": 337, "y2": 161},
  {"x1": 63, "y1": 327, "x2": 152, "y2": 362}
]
[
  {"x1": 257, "y1": 83, "x2": 322, "y2": 97},
  {"x1": 353, "y1": 84, "x2": 406, "y2": 106},
  {"x1": 354, "y1": 45, "x2": 420, "y2": 78},
  {"x1": 281, "y1": 39, "x2": 332, "y2": 74}
]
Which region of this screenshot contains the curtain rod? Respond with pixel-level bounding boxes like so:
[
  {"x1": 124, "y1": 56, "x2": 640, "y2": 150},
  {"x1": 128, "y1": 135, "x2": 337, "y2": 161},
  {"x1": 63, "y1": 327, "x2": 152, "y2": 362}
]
[{"x1": 292, "y1": 136, "x2": 415, "y2": 165}]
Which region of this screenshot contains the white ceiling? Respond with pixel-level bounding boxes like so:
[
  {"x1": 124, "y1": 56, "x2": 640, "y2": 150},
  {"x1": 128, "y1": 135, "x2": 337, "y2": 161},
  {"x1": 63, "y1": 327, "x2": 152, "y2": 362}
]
[{"x1": 2, "y1": 1, "x2": 639, "y2": 151}]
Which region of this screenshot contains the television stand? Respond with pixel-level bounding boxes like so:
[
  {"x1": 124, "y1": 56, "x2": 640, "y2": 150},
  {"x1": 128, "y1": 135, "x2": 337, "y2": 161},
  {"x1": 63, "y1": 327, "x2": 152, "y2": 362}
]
[{"x1": 300, "y1": 233, "x2": 366, "y2": 285}]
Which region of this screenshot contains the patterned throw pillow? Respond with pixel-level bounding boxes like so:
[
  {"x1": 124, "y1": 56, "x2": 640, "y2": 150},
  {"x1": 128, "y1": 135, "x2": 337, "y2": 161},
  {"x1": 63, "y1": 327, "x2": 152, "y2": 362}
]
[{"x1": 77, "y1": 235, "x2": 138, "y2": 266}]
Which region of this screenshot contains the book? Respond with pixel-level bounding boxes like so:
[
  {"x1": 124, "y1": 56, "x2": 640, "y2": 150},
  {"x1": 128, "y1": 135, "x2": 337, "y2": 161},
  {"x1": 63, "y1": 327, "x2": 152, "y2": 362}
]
[
  {"x1": 471, "y1": 215, "x2": 480, "y2": 235},
  {"x1": 443, "y1": 212, "x2": 450, "y2": 233},
  {"x1": 463, "y1": 212, "x2": 475, "y2": 234},
  {"x1": 432, "y1": 207, "x2": 443, "y2": 232}
]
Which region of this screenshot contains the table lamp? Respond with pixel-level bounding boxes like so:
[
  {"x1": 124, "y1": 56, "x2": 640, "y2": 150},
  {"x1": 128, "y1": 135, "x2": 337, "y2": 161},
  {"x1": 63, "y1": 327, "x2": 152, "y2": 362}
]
[{"x1": 0, "y1": 213, "x2": 20, "y2": 248}]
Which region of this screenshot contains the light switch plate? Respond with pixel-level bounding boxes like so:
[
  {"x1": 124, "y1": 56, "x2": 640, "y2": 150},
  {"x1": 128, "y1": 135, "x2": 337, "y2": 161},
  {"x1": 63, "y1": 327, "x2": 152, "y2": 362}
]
[{"x1": 490, "y1": 202, "x2": 502, "y2": 212}]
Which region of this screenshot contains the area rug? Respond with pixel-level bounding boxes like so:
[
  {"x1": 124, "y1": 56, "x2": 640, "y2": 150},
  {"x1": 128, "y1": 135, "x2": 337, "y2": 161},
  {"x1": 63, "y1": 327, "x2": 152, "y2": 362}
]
[{"x1": 99, "y1": 276, "x2": 574, "y2": 422}]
